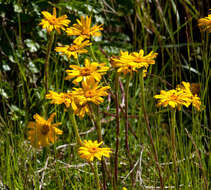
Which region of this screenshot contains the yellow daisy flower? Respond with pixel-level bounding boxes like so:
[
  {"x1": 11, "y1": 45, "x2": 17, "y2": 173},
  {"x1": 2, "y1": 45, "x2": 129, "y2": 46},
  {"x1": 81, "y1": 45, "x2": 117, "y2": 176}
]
[
  {"x1": 130, "y1": 49, "x2": 158, "y2": 67},
  {"x1": 111, "y1": 49, "x2": 157, "y2": 75},
  {"x1": 177, "y1": 81, "x2": 202, "y2": 111},
  {"x1": 111, "y1": 51, "x2": 139, "y2": 74},
  {"x1": 72, "y1": 103, "x2": 90, "y2": 118},
  {"x1": 72, "y1": 78, "x2": 110, "y2": 105},
  {"x1": 198, "y1": 11, "x2": 211, "y2": 33},
  {"x1": 154, "y1": 81, "x2": 202, "y2": 111},
  {"x1": 27, "y1": 113, "x2": 63, "y2": 148},
  {"x1": 46, "y1": 90, "x2": 73, "y2": 108},
  {"x1": 55, "y1": 38, "x2": 91, "y2": 59},
  {"x1": 39, "y1": 7, "x2": 70, "y2": 34},
  {"x1": 192, "y1": 95, "x2": 201, "y2": 111},
  {"x1": 78, "y1": 140, "x2": 111, "y2": 162},
  {"x1": 65, "y1": 58, "x2": 109, "y2": 83},
  {"x1": 71, "y1": 78, "x2": 110, "y2": 118},
  {"x1": 66, "y1": 16, "x2": 103, "y2": 40},
  {"x1": 154, "y1": 89, "x2": 192, "y2": 109}
]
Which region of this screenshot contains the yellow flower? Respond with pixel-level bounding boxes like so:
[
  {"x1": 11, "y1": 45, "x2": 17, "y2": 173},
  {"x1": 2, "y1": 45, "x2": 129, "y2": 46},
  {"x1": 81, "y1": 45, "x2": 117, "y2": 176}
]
[
  {"x1": 177, "y1": 81, "x2": 202, "y2": 111},
  {"x1": 78, "y1": 140, "x2": 111, "y2": 162},
  {"x1": 27, "y1": 113, "x2": 63, "y2": 148},
  {"x1": 154, "y1": 81, "x2": 202, "y2": 111},
  {"x1": 72, "y1": 103, "x2": 90, "y2": 118},
  {"x1": 192, "y1": 95, "x2": 201, "y2": 111},
  {"x1": 154, "y1": 89, "x2": 192, "y2": 109},
  {"x1": 122, "y1": 188, "x2": 128, "y2": 190},
  {"x1": 46, "y1": 90, "x2": 73, "y2": 108},
  {"x1": 70, "y1": 78, "x2": 110, "y2": 118},
  {"x1": 55, "y1": 38, "x2": 91, "y2": 59},
  {"x1": 46, "y1": 80, "x2": 110, "y2": 118},
  {"x1": 130, "y1": 49, "x2": 158, "y2": 67},
  {"x1": 66, "y1": 16, "x2": 103, "y2": 39},
  {"x1": 111, "y1": 50, "x2": 157, "y2": 75},
  {"x1": 39, "y1": 7, "x2": 70, "y2": 34},
  {"x1": 198, "y1": 11, "x2": 211, "y2": 33},
  {"x1": 65, "y1": 58, "x2": 109, "y2": 83},
  {"x1": 72, "y1": 78, "x2": 110, "y2": 106}
]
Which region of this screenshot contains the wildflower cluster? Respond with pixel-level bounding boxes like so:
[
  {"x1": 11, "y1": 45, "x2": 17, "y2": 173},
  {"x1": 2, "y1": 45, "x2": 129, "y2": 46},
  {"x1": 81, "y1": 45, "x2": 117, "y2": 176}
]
[
  {"x1": 154, "y1": 81, "x2": 201, "y2": 110},
  {"x1": 28, "y1": 7, "x2": 112, "y2": 163},
  {"x1": 25, "y1": 6, "x2": 205, "y2": 190}
]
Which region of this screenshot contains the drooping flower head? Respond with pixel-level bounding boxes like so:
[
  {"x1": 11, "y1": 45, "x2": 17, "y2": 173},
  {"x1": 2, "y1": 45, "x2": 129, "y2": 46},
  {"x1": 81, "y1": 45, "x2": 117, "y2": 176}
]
[
  {"x1": 78, "y1": 140, "x2": 111, "y2": 162},
  {"x1": 198, "y1": 11, "x2": 211, "y2": 33},
  {"x1": 55, "y1": 37, "x2": 91, "y2": 59},
  {"x1": 111, "y1": 49, "x2": 158, "y2": 75},
  {"x1": 39, "y1": 7, "x2": 70, "y2": 34},
  {"x1": 65, "y1": 58, "x2": 109, "y2": 83},
  {"x1": 27, "y1": 113, "x2": 63, "y2": 148},
  {"x1": 66, "y1": 16, "x2": 103, "y2": 40}
]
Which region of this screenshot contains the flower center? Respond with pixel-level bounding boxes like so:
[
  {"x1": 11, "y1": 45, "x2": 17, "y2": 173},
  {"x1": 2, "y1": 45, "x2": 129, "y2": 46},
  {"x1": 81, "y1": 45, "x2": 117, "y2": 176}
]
[
  {"x1": 89, "y1": 147, "x2": 98, "y2": 153},
  {"x1": 41, "y1": 125, "x2": 50, "y2": 135},
  {"x1": 49, "y1": 17, "x2": 57, "y2": 24},
  {"x1": 68, "y1": 45, "x2": 78, "y2": 51},
  {"x1": 85, "y1": 90, "x2": 95, "y2": 98},
  {"x1": 80, "y1": 68, "x2": 91, "y2": 76},
  {"x1": 170, "y1": 94, "x2": 178, "y2": 101},
  {"x1": 81, "y1": 28, "x2": 90, "y2": 35}
]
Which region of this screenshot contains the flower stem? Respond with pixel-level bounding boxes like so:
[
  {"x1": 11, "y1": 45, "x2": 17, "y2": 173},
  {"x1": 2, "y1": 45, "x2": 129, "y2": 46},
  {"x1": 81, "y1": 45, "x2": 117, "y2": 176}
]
[
  {"x1": 170, "y1": 109, "x2": 178, "y2": 186},
  {"x1": 113, "y1": 72, "x2": 120, "y2": 190},
  {"x1": 68, "y1": 111, "x2": 83, "y2": 146},
  {"x1": 139, "y1": 71, "x2": 164, "y2": 189},
  {"x1": 124, "y1": 74, "x2": 132, "y2": 160},
  {"x1": 90, "y1": 44, "x2": 98, "y2": 61},
  {"x1": 89, "y1": 104, "x2": 111, "y2": 189},
  {"x1": 90, "y1": 162, "x2": 101, "y2": 190},
  {"x1": 124, "y1": 74, "x2": 135, "y2": 187},
  {"x1": 89, "y1": 104, "x2": 103, "y2": 142},
  {"x1": 44, "y1": 31, "x2": 55, "y2": 94}
]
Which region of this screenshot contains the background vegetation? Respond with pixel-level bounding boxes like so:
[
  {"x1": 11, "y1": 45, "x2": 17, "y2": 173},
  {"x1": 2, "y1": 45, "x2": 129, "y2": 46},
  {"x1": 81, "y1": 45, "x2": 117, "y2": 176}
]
[{"x1": 0, "y1": 0, "x2": 210, "y2": 189}]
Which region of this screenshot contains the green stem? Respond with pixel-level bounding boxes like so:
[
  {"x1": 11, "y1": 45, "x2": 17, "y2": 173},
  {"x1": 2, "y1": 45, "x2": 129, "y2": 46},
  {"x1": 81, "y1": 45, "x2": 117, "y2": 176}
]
[
  {"x1": 139, "y1": 71, "x2": 164, "y2": 189},
  {"x1": 69, "y1": 111, "x2": 83, "y2": 146},
  {"x1": 124, "y1": 74, "x2": 135, "y2": 188},
  {"x1": 113, "y1": 72, "x2": 120, "y2": 190},
  {"x1": 44, "y1": 31, "x2": 55, "y2": 94},
  {"x1": 76, "y1": 56, "x2": 80, "y2": 66},
  {"x1": 170, "y1": 109, "x2": 178, "y2": 186},
  {"x1": 124, "y1": 74, "x2": 132, "y2": 159},
  {"x1": 90, "y1": 44, "x2": 97, "y2": 61},
  {"x1": 89, "y1": 104, "x2": 103, "y2": 142},
  {"x1": 90, "y1": 162, "x2": 101, "y2": 190}
]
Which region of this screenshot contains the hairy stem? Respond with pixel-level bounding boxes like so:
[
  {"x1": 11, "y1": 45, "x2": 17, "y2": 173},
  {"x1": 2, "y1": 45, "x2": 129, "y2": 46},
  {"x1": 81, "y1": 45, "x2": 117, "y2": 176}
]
[
  {"x1": 69, "y1": 111, "x2": 83, "y2": 146},
  {"x1": 114, "y1": 72, "x2": 120, "y2": 190},
  {"x1": 44, "y1": 31, "x2": 55, "y2": 94}
]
